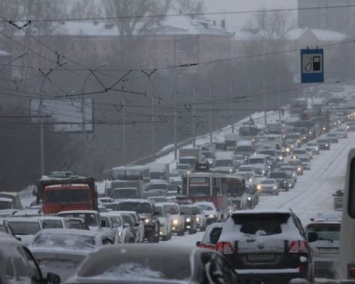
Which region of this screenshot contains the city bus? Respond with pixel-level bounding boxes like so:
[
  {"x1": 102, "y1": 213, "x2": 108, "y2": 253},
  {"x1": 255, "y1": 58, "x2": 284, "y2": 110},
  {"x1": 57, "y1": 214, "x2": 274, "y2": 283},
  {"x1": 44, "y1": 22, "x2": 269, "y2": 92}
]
[
  {"x1": 340, "y1": 148, "x2": 355, "y2": 279},
  {"x1": 182, "y1": 172, "x2": 246, "y2": 221}
]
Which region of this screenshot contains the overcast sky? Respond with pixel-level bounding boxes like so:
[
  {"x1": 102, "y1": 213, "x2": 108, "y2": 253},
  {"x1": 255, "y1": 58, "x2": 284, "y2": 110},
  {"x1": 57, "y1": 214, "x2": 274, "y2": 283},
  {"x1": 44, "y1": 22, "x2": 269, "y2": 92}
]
[{"x1": 204, "y1": 0, "x2": 298, "y2": 29}]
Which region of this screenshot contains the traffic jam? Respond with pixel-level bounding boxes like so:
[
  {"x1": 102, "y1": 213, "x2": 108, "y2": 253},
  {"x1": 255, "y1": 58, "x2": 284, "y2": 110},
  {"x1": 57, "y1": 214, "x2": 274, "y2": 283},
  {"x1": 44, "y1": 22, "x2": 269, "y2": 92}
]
[{"x1": 0, "y1": 91, "x2": 354, "y2": 284}]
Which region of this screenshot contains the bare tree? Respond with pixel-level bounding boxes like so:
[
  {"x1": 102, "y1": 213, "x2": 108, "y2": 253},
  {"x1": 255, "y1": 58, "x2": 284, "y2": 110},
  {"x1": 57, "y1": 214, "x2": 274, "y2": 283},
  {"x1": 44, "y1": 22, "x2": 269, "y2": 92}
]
[
  {"x1": 175, "y1": 0, "x2": 205, "y2": 14},
  {"x1": 244, "y1": 9, "x2": 296, "y2": 51},
  {"x1": 101, "y1": 0, "x2": 172, "y2": 68}
]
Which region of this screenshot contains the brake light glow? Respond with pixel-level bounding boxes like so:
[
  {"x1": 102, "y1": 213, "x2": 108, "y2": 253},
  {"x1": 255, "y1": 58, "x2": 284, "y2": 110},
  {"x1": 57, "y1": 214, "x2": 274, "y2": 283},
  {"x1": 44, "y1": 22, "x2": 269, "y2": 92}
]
[
  {"x1": 216, "y1": 242, "x2": 234, "y2": 254},
  {"x1": 289, "y1": 240, "x2": 309, "y2": 253}
]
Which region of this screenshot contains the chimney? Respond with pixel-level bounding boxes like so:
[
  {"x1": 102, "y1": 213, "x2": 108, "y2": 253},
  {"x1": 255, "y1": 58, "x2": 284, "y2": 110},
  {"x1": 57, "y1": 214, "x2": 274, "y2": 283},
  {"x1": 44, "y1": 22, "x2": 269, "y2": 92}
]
[{"x1": 221, "y1": 19, "x2": 226, "y2": 29}]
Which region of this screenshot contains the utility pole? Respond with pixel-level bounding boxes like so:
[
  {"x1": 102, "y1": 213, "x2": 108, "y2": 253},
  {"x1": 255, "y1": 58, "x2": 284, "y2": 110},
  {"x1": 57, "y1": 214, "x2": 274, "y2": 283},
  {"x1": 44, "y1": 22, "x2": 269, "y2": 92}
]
[
  {"x1": 40, "y1": 99, "x2": 44, "y2": 176},
  {"x1": 151, "y1": 95, "x2": 156, "y2": 161},
  {"x1": 229, "y1": 80, "x2": 235, "y2": 133},
  {"x1": 263, "y1": 78, "x2": 267, "y2": 125},
  {"x1": 248, "y1": 80, "x2": 252, "y2": 117},
  {"x1": 208, "y1": 64, "x2": 212, "y2": 144},
  {"x1": 192, "y1": 87, "x2": 196, "y2": 147},
  {"x1": 277, "y1": 76, "x2": 281, "y2": 120},
  {"x1": 81, "y1": 96, "x2": 86, "y2": 174},
  {"x1": 121, "y1": 97, "x2": 126, "y2": 165},
  {"x1": 173, "y1": 72, "x2": 178, "y2": 160}
]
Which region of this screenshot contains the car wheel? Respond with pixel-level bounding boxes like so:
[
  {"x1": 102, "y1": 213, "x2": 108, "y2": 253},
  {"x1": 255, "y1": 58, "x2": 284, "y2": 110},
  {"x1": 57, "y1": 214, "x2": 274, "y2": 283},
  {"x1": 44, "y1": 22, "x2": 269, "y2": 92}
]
[
  {"x1": 178, "y1": 227, "x2": 185, "y2": 236},
  {"x1": 161, "y1": 235, "x2": 168, "y2": 241},
  {"x1": 147, "y1": 232, "x2": 155, "y2": 243}
]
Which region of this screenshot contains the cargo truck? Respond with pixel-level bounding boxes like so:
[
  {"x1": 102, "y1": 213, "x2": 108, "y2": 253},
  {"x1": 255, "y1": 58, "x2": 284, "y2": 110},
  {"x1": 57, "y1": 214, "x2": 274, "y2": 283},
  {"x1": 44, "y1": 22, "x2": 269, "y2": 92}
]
[
  {"x1": 36, "y1": 171, "x2": 98, "y2": 215},
  {"x1": 178, "y1": 148, "x2": 201, "y2": 169},
  {"x1": 148, "y1": 163, "x2": 169, "y2": 182},
  {"x1": 105, "y1": 180, "x2": 145, "y2": 200}
]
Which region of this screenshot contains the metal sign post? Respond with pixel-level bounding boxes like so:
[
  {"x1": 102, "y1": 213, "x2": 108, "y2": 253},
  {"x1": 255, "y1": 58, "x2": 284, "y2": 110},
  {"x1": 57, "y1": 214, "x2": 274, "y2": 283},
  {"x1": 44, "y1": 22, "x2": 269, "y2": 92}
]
[{"x1": 301, "y1": 48, "x2": 324, "y2": 83}]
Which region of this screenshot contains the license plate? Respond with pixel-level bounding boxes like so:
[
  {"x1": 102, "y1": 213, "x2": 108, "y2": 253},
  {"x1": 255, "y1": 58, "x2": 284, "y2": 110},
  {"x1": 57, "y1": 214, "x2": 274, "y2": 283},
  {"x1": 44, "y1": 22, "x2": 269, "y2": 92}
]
[
  {"x1": 318, "y1": 248, "x2": 339, "y2": 254},
  {"x1": 41, "y1": 259, "x2": 75, "y2": 269},
  {"x1": 248, "y1": 253, "x2": 275, "y2": 261}
]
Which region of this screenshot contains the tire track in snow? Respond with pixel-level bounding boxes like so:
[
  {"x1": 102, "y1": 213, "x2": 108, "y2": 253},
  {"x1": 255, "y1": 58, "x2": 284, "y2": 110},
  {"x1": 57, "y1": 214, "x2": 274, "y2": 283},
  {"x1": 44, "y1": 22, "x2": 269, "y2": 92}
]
[{"x1": 256, "y1": 134, "x2": 355, "y2": 225}]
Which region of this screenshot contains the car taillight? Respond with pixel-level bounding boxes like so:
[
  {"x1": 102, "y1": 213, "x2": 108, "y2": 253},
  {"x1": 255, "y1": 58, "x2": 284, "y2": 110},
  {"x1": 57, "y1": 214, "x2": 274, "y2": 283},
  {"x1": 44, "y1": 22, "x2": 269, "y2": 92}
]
[
  {"x1": 289, "y1": 240, "x2": 309, "y2": 253},
  {"x1": 216, "y1": 242, "x2": 234, "y2": 254},
  {"x1": 200, "y1": 244, "x2": 207, "y2": 249},
  {"x1": 208, "y1": 245, "x2": 215, "y2": 250}
]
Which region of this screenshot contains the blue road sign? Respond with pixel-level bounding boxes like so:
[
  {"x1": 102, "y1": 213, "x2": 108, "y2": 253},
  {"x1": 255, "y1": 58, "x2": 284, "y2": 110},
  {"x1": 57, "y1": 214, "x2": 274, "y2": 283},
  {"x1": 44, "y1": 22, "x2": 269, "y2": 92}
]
[{"x1": 301, "y1": 49, "x2": 324, "y2": 83}]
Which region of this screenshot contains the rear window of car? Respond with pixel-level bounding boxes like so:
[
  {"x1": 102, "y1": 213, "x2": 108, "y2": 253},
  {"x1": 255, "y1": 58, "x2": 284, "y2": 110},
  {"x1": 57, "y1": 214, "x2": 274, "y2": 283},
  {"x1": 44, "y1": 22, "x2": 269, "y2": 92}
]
[
  {"x1": 32, "y1": 232, "x2": 96, "y2": 250},
  {"x1": 231, "y1": 213, "x2": 290, "y2": 235},
  {"x1": 305, "y1": 223, "x2": 340, "y2": 241}
]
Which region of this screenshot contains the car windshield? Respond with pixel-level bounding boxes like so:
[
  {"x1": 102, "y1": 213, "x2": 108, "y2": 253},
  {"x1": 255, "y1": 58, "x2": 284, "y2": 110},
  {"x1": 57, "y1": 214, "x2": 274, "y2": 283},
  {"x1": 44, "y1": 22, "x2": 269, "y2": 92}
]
[
  {"x1": 32, "y1": 232, "x2": 96, "y2": 250},
  {"x1": 249, "y1": 158, "x2": 264, "y2": 164},
  {"x1": 7, "y1": 221, "x2": 41, "y2": 235},
  {"x1": 57, "y1": 212, "x2": 98, "y2": 227},
  {"x1": 239, "y1": 167, "x2": 253, "y2": 172},
  {"x1": 261, "y1": 180, "x2": 275, "y2": 185},
  {"x1": 190, "y1": 206, "x2": 201, "y2": 214},
  {"x1": 163, "y1": 205, "x2": 179, "y2": 215},
  {"x1": 269, "y1": 172, "x2": 287, "y2": 179},
  {"x1": 198, "y1": 204, "x2": 214, "y2": 211},
  {"x1": 0, "y1": 200, "x2": 12, "y2": 210},
  {"x1": 116, "y1": 202, "x2": 153, "y2": 214},
  {"x1": 44, "y1": 188, "x2": 90, "y2": 203},
  {"x1": 179, "y1": 206, "x2": 191, "y2": 215},
  {"x1": 41, "y1": 219, "x2": 64, "y2": 229},
  {"x1": 112, "y1": 189, "x2": 137, "y2": 199},
  {"x1": 215, "y1": 160, "x2": 233, "y2": 167}
]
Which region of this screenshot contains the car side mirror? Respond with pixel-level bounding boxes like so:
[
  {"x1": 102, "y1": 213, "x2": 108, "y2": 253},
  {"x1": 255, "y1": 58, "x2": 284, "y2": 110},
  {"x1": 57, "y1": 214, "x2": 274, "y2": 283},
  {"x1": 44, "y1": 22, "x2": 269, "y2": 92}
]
[
  {"x1": 46, "y1": 272, "x2": 61, "y2": 284},
  {"x1": 307, "y1": 232, "x2": 318, "y2": 242},
  {"x1": 16, "y1": 237, "x2": 22, "y2": 242},
  {"x1": 196, "y1": 241, "x2": 201, "y2": 247}
]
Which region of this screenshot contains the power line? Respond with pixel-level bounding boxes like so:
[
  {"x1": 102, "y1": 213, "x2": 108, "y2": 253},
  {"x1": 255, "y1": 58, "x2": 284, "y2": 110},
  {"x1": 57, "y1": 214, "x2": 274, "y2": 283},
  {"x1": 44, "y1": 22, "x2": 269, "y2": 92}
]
[{"x1": 2, "y1": 4, "x2": 355, "y2": 23}]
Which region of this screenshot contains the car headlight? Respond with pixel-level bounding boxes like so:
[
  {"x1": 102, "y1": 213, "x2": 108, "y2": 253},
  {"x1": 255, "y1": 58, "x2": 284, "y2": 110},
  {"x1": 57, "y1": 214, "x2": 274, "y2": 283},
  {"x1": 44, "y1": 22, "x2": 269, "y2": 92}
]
[
  {"x1": 249, "y1": 178, "x2": 253, "y2": 182},
  {"x1": 186, "y1": 218, "x2": 191, "y2": 222},
  {"x1": 145, "y1": 218, "x2": 151, "y2": 224},
  {"x1": 257, "y1": 185, "x2": 261, "y2": 190},
  {"x1": 229, "y1": 168, "x2": 233, "y2": 172},
  {"x1": 325, "y1": 144, "x2": 328, "y2": 147},
  {"x1": 273, "y1": 186, "x2": 277, "y2": 189},
  {"x1": 196, "y1": 217, "x2": 200, "y2": 222},
  {"x1": 286, "y1": 148, "x2": 290, "y2": 152},
  {"x1": 173, "y1": 219, "x2": 179, "y2": 225},
  {"x1": 247, "y1": 197, "x2": 251, "y2": 201},
  {"x1": 209, "y1": 214, "x2": 215, "y2": 218},
  {"x1": 297, "y1": 167, "x2": 301, "y2": 171}
]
